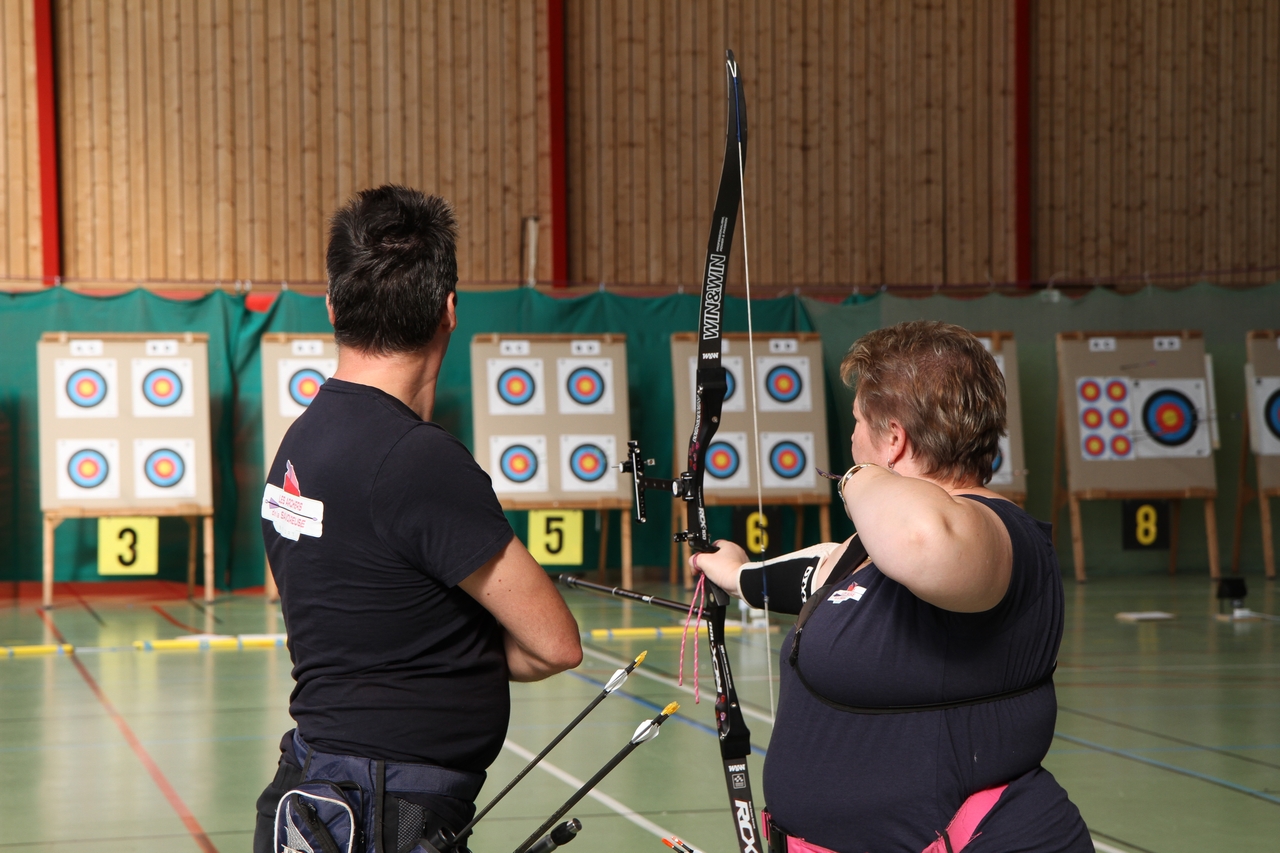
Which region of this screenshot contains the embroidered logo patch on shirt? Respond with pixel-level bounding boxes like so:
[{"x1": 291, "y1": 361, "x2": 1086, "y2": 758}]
[
  {"x1": 261, "y1": 460, "x2": 324, "y2": 541},
  {"x1": 828, "y1": 581, "x2": 866, "y2": 604}
]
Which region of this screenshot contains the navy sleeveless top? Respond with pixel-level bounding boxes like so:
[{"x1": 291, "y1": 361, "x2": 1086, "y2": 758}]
[{"x1": 763, "y1": 496, "x2": 1092, "y2": 853}]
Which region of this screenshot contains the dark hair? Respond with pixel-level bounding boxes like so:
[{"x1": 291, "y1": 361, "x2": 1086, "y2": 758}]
[
  {"x1": 326, "y1": 185, "x2": 459, "y2": 353},
  {"x1": 840, "y1": 320, "x2": 1007, "y2": 486}
]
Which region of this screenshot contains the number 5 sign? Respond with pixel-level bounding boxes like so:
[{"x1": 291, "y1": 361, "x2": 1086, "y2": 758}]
[
  {"x1": 98, "y1": 517, "x2": 160, "y2": 575},
  {"x1": 526, "y1": 510, "x2": 584, "y2": 565}
]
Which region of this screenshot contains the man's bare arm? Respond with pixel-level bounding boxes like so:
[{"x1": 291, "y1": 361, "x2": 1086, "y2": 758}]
[{"x1": 459, "y1": 536, "x2": 583, "y2": 681}]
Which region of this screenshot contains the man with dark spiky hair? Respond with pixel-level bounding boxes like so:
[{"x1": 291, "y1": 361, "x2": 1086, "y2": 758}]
[{"x1": 254, "y1": 186, "x2": 581, "y2": 853}]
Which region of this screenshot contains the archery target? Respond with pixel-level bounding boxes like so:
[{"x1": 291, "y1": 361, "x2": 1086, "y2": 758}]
[
  {"x1": 559, "y1": 434, "x2": 619, "y2": 492},
  {"x1": 557, "y1": 358, "x2": 615, "y2": 414},
  {"x1": 1247, "y1": 373, "x2": 1280, "y2": 456},
  {"x1": 489, "y1": 435, "x2": 548, "y2": 493},
  {"x1": 278, "y1": 359, "x2": 337, "y2": 417},
  {"x1": 760, "y1": 432, "x2": 816, "y2": 489},
  {"x1": 704, "y1": 431, "x2": 750, "y2": 490},
  {"x1": 756, "y1": 356, "x2": 813, "y2": 412},
  {"x1": 487, "y1": 359, "x2": 545, "y2": 415},
  {"x1": 56, "y1": 439, "x2": 120, "y2": 499},
  {"x1": 688, "y1": 355, "x2": 746, "y2": 413},
  {"x1": 1075, "y1": 376, "x2": 1134, "y2": 462},
  {"x1": 132, "y1": 358, "x2": 194, "y2": 417},
  {"x1": 989, "y1": 434, "x2": 1013, "y2": 486},
  {"x1": 1131, "y1": 378, "x2": 1211, "y2": 458},
  {"x1": 55, "y1": 358, "x2": 118, "y2": 418},
  {"x1": 134, "y1": 438, "x2": 197, "y2": 499}
]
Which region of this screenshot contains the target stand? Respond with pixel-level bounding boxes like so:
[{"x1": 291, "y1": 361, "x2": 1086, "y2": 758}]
[
  {"x1": 1230, "y1": 330, "x2": 1280, "y2": 579},
  {"x1": 470, "y1": 334, "x2": 636, "y2": 586},
  {"x1": 38, "y1": 332, "x2": 216, "y2": 606},
  {"x1": 1051, "y1": 331, "x2": 1222, "y2": 582},
  {"x1": 972, "y1": 332, "x2": 1028, "y2": 507},
  {"x1": 670, "y1": 332, "x2": 833, "y2": 589}
]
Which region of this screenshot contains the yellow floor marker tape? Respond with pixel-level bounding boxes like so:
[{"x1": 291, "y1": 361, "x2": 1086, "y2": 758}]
[
  {"x1": 586, "y1": 624, "x2": 753, "y2": 641},
  {"x1": 3, "y1": 643, "x2": 74, "y2": 658},
  {"x1": 1, "y1": 635, "x2": 287, "y2": 657}
]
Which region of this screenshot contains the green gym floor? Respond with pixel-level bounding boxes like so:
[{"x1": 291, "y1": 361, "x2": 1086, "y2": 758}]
[{"x1": 1, "y1": 575, "x2": 1277, "y2": 853}]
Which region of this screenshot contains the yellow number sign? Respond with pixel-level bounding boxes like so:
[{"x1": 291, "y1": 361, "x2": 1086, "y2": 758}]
[
  {"x1": 98, "y1": 517, "x2": 160, "y2": 575},
  {"x1": 527, "y1": 510, "x2": 584, "y2": 565},
  {"x1": 1135, "y1": 504, "x2": 1159, "y2": 547}
]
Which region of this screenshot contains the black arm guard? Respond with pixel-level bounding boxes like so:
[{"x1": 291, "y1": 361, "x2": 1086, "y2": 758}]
[{"x1": 736, "y1": 544, "x2": 839, "y2": 614}]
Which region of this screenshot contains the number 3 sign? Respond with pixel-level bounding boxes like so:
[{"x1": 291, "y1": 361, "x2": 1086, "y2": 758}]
[
  {"x1": 98, "y1": 517, "x2": 160, "y2": 575},
  {"x1": 526, "y1": 510, "x2": 584, "y2": 565}
]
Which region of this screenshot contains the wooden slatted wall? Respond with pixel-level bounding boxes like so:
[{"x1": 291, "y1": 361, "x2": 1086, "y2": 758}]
[
  {"x1": 0, "y1": 1, "x2": 43, "y2": 282},
  {"x1": 564, "y1": 0, "x2": 1019, "y2": 288},
  {"x1": 1036, "y1": 0, "x2": 1280, "y2": 285},
  {"x1": 54, "y1": 0, "x2": 552, "y2": 286}
]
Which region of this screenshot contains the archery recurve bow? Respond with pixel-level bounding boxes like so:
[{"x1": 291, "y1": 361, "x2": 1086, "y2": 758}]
[{"x1": 617, "y1": 49, "x2": 763, "y2": 853}]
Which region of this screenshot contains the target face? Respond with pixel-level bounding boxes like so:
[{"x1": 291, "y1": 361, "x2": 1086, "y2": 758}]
[
  {"x1": 755, "y1": 356, "x2": 813, "y2": 412},
  {"x1": 55, "y1": 439, "x2": 120, "y2": 499},
  {"x1": 55, "y1": 358, "x2": 119, "y2": 418},
  {"x1": 1082, "y1": 408, "x2": 1103, "y2": 429},
  {"x1": 142, "y1": 368, "x2": 183, "y2": 407},
  {"x1": 769, "y1": 441, "x2": 806, "y2": 479},
  {"x1": 1111, "y1": 435, "x2": 1132, "y2": 456},
  {"x1": 277, "y1": 358, "x2": 336, "y2": 418},
  {"x1": 1130, "y1": 378, "x2": 1211, "y2": 459},
  {"x1": 498, "y1": 368, "x2": 536, "y2": 405},
  {"x1": 1267, "y1": 389, "x2": 1280, "y2": 441},
  {"x1": 568, "y1": 444, "x2": 607, "y2": 481},
  {"x1": 487, "y1": 359, "x2": 545, "y2": 415},
  {"x1": 500, "y1": 445, "x2": 539, "y2": 482},
  {"x1": 1108, "y1": 408, "x2": 1130, "y2": 429},
  {"x1": 1083, "y1": 435, "x2": 1107, "y2": 458},
  {"x1": 1079, "y1": 380, "x2": 1102, "y2": 402},
  {"x1": 288, "y1": 369, "x2": 325, "y2": 407},
  {"x1": 988, "y1": 434, "x2": 1013, "y2": 486},
  {"x1": 143, "y1": 448, "x2": 186, "y2": 488},
  {"x1": 765, "y1": 365, "x2": 803, "y2": 404},
  {"x1": 132, "y1": 358, "x2": 195, "y2": 417},
  {"x1": 565, "y1": 367, "x2": 605, "y2": 406},
  {"x1": 1142, "y1": 390, "x2": 1197, "y2": 446},
  {"x1": 67, "y1": 369, "x2": 108, "y2": 408},
  {"x1": 67, "y1": 449, "x2": 109, "y2": 488},
  {"x1": 707, "y1": 441, "x2": 741, "y2": 479},
  {"x1": 1106, "y1": 380, "x2": 1129, "y2": 402},
  {"x1": 1075, "y1": 376, "x2": 1134, "y2": 462},
  {"x1": 489, "y1": 435, "x2": 548, "y2": 492}
]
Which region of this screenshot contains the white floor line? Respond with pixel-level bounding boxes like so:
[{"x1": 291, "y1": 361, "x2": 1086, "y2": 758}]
[
  {"x1": 1090, "y1": 839, "x2": 1130, "y2": 853},
  {"x1": 502, "y1": 738, "x2": 682, "y2": 843},
  {"x1": 581, "y1": 644, "x2": 776, "y2": 725}
]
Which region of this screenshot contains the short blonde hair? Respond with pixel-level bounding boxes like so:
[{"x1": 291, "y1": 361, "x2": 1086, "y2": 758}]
[{"x1": 840, "y1": 321, "x2": 1006, "y2": 486}]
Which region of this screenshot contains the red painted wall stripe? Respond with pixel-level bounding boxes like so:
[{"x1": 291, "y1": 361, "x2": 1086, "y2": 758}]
[
  {"x1": 32, "y1": 0, "x2": 61, "y2": 285},
  {"x1": 37, "y1": 610, "x2": 219, "y2": 852},
  {"x1": 1013, "y1": 0, "x2": 1033, "y2": 284},
  {"x1": 547, "y1": 0, "x2": 569, "y2": 286}
]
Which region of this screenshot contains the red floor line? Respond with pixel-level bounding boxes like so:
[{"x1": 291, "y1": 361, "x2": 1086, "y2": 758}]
[
  {"x1": 151, "y1": 604, "x2": 203, "y2": 633},
  {"x1": 37, "y1": 609, "x2": 219, "y2": 853}
]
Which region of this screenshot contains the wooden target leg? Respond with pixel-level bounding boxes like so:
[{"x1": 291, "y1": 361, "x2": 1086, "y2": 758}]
[
  {"x1": 1260, "y1": 494, "x2": 1277, "y2": 579},
  {"x1": 42, "y1": 513, "x2": 58, "y2": 609},
  {"x1": 264, "y1": 555, "x2": 279, "y2": 602},
  {"x1": 819, "y1": 504, "x2": 831, "y2": 544},
  {"x1": 1231, "y1": 424, "x2": 1253, "y2": 574},
  {"x1": 597, "y1": 510, "x2": 610, "y2": 582},
  {"x1": 203, "y1": 515, "x2": 215, "y2": 603},
  {"x1": 620, "y1": 511, "x2": 633, "y2": 590},
  {"x1": 1204, "y1": 498, "x2": 1221, "y2": 580},
  {"x1": 1068, "y1": 496, "x2": 1086, "y2": 583},
  {"x1": 186, "y1": 517, "x2": 198, "y2": 598},
  {"x1": 1168, "y1": 500, "x2": 1182, "y2": 575}
]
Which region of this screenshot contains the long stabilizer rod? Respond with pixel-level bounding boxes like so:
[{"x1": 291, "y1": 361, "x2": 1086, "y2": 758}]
[{"x1": 559, "y1": 574, "x2": 694, "y2": 616}]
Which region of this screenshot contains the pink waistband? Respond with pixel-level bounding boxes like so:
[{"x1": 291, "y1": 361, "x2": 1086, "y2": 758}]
[{"x1": 768, "y1": 783, "x2": 1008, "y2": 853}]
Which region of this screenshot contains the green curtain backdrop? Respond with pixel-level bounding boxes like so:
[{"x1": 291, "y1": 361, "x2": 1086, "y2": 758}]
[{"x1": 1, "y1": 283, "x2": 1277, "y2": 589}]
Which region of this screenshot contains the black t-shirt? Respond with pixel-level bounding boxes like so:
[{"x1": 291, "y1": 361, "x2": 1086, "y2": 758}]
[
  {"x1": 262, "y1": 378, "x2": 514, "y2": 773},
  {"x1": 764, "y1": 496, "x2": 1092, "y2": 853}
]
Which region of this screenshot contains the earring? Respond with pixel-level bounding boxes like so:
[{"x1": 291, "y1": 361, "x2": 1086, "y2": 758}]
[{"x1": 887, "y1": 461, "x2": 894, "y2": 469}]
